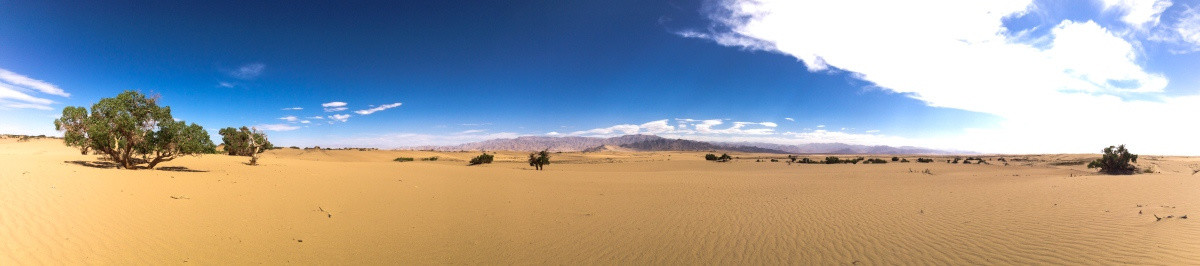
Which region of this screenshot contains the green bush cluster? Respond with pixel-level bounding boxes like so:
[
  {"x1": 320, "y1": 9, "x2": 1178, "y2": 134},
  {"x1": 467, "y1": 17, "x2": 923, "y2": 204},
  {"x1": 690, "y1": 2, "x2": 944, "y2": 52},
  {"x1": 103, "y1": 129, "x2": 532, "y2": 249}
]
[
  {"x1": 394, "y1": 157, "x2": 414, "y2": 162},
  {"x1": 1087, "y1": 144, "x2": 1139, "y2": 175},
  {"x1": 470, "y1": 152, "x2": 494, "y2": 165},
  {"x1": 705, "y1": 153, "x2": 732, "y2": 162}
]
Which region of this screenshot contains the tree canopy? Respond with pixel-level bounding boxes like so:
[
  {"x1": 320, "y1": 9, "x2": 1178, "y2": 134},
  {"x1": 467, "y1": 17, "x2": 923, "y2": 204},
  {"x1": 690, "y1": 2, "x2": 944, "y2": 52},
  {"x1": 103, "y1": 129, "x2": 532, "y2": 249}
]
[
  {"x1": 1088, "y1": 144, "x2": 1139, "y2": 175},
  {"x1": 528, "y1": 150, "x2": 550, "y2": 170},
  {"x1": 53, "y1": 90, "x2": 215, "y2": 169}
]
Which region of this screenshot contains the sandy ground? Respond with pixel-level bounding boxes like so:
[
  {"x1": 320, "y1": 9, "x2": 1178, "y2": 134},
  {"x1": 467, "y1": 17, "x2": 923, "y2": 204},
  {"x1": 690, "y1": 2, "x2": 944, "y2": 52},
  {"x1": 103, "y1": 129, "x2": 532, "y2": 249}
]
[{"x1": 2, "y1": 138, "x2": 1199, "y2": 264}]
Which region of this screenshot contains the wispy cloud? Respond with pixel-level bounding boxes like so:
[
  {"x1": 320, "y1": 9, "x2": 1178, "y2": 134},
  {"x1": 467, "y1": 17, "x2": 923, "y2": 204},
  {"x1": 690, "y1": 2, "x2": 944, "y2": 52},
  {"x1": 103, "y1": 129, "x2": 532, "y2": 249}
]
[
  {"x1": 307, "y1": 116, "x2": 324, "y2": 119},
  {"x1": 255, "y1": 123, "x2": 299, "y2": 131},
  {"x1": 328, "y1": 114, "x2": 351, "y2": 122},
  {"x1": 322, "y1": 101, "x2": 348, "y2": 112},
  {"x1": 566, "y1": 118, "x2": 777, "y2": 137},
  {"x1": 279, "y1": 116, "x2": 299, "y2": 122},
  {"x1": 218, "y1": 82, "x2": 235, "y2": 88},
  {"x1": 354, "y1": 102, "x2": 402, "y2": 115},
  {"x1": 459, "y1": 123, "x2": 493, "y2": 126},
  {"x1": 0, "y1": 68, "x2": 68, "y2": 110},
  {"x1": 458, "y1": 129, "x2": 486, "y2": 134},
  {"x1": 229, "y1": 63, "x2": 265, "y2": 79},
  {"x1": 784, "y1": 117, "x2": 794, "y2": 122},
  {"x1": 281, "y1": 107, "x2": 302, "y2": 110},
  {"x1": 0, "y1": 69, "x2": 69, "y2": 97}
]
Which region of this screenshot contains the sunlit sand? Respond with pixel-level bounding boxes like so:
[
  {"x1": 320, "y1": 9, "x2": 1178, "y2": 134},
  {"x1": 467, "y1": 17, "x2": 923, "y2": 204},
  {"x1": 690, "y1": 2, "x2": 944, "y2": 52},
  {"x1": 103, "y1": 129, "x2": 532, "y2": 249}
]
[{"x1": 2, "y1": 138, "x2": 1198, "y2": 264}]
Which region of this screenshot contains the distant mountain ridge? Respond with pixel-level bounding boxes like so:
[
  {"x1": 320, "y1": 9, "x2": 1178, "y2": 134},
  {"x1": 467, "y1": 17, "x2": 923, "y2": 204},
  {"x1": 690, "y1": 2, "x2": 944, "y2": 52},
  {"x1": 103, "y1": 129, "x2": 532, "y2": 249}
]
[{"x1": 410, "y1": 134, "x2": 965, "y2": 154}]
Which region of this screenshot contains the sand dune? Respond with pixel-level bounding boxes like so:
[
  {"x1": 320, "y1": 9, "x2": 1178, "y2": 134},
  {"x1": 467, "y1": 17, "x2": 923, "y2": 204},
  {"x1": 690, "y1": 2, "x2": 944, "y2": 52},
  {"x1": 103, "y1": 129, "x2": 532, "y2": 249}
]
[{"x1": 2, "y1": 138, "x2": 1198, "y2": 264}]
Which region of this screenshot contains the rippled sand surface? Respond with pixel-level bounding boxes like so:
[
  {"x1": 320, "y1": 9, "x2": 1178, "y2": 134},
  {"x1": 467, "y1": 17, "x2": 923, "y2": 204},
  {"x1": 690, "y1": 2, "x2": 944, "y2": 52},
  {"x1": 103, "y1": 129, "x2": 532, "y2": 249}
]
[{"x1": 2, "y1": 138, "x2": 1198, "y2": 264}]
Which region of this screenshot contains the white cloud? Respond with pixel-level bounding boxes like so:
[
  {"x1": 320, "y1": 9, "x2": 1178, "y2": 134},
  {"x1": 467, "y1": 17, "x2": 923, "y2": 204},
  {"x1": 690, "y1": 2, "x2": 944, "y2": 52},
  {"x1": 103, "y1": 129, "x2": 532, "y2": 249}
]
[
  {"x1": 307, "y1": 116, "x2": 324, "y2": 119},
  {"x1": 0, "y1": 69, "x2": 69, "y2": 110},
  {"x1": 784, "y1": 117, "x2": 795, "y2": 122},
  {"x1": 866, "y1": 129, "x2": 881, "y2": 133},
  {"x1": 218, "y1": 82, "x2": 235, "y2": 88},
  {"x1": 279, "y1": 116, "x2": 299, "y2": 122},
  {"x1": 1151, "y1": 5, "x2": 1200, "y2": 52},
  {"x1": 639, "y1": 119, "x2": 675, "y2": 134},
  {"x1": 566, "y1": 119, "x2": 778, "y2": 137},
  {"x1": 301, "y1": 120, "x2": 311, "y2": 124},
  {"x1": 0, "y1": 69, "x2": 69, "y2": 97},
  {"x1": 546, "y1": 131, "x2": 561, "y2": 136},
  {"x1": 458, "y1": 129, "x2": 486, "y2": 134},
  {"x1": 816, "y1": 125, "x2": 825, "y2": 128},
  {"x1": 328, "y1": 114, "x2": 351, "y2": 122},
  {"x1": 305, "y1": 131, "x2": 522, "y2": 148},
  {"x1": 229, "y1": 63, "x2": 265, "y2": 79},
  {"x1": 255, "y1": 123, "x2": 300, "y2": 131},
  {"x1": 281, "y1": 107, "x2": 302, "y2": 110},
  {"x1": 322, "y1": 101, "x2": 348, "y2": 112},
  {"x1": 354, "y1": 102, "x2": 402, "y2": 115},
  {"x1": 569, "y1": 124, "x2": 640, "y2": 136},
  {"x1": 684, "y1": 0, "x2": 1200, "y2": 154},
  {"x1": 1102, "y1": 0, "x2": 1173, "y2": 29}
]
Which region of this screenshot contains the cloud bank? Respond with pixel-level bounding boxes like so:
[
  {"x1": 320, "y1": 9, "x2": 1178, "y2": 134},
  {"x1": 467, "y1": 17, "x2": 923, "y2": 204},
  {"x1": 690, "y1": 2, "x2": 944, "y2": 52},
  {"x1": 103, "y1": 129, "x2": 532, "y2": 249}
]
[{"x1": 681, "y1": 0, "x2": 1200, "y2": 154}]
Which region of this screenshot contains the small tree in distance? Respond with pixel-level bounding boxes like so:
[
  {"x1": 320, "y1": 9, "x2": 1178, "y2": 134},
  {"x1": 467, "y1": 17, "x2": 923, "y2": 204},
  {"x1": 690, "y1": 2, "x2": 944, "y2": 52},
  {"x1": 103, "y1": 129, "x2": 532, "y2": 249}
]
[
  {"x1": 1087, "y1": 144, "x2": 1138, "y2": 175},
  {"x1": 528, "y1": 149, "x2": 550, "y2": 170},
  {"x1": 219, "y1": 126, "x2": 270, "y2": 165}
]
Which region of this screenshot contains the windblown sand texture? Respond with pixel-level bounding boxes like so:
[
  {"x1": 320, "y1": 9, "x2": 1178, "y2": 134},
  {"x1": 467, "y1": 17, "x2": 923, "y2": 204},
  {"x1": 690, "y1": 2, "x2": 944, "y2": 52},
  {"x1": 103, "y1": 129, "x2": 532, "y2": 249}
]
[{"x1": 2, "y1": 138, "x2": 1199, "y2": 264}]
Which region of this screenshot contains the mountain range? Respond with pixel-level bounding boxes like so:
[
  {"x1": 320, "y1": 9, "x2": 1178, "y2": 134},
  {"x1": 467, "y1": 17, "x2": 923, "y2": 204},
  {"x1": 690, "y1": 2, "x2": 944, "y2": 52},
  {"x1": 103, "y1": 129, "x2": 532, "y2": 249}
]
[{"x1": 411, "y1": 134, "x2": 966, "y2": 155}]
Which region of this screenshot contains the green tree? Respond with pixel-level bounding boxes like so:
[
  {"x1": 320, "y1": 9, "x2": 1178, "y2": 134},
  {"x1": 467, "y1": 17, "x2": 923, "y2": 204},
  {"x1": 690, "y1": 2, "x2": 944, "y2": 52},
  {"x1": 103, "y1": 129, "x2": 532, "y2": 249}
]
[
  {"x1": 1087, "y1": 144, "x2": 1139, "y2": 175},
  {"x1": 219, "y1": 126, "x2": 270, "y2": 165},
  {"x1": 53, "y1": 91, "x2": 215, "y2": 169},
  {"x1": 219, "y1": 126, "x2": 272, "y2": 156},
  {"x1": 528, "y1": 149, "x2": 551, "y2": 170}
]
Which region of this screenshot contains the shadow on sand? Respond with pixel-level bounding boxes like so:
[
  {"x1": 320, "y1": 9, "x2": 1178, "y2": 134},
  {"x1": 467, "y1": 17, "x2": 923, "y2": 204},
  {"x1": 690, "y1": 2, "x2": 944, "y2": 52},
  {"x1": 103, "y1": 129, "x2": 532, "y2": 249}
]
[{"x1": 64, "y1": 160, "x2": 208, "y2": 172}]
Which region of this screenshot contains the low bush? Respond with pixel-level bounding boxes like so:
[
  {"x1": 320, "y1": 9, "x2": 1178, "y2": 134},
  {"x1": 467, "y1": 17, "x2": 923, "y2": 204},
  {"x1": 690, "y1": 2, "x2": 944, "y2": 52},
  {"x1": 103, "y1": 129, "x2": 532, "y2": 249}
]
[
  {"x1": 469, "y1": 152, "x2": 494, "y2": 165},
  {"x1": 916, "y1": 158, "x2": 934, "y2": 163},
  {"x1": 420, "y1": 156, "x2": 439, "y2": 161},
  {"x1": 1087, "y1": 144, "x2": 1138, "y2": 175},
  {"x1": 865, "y1": 158, "x2": 888, "y2": 164},
  {"x1": 394, "y1": 157, "x2": 414, "y2": 162}
]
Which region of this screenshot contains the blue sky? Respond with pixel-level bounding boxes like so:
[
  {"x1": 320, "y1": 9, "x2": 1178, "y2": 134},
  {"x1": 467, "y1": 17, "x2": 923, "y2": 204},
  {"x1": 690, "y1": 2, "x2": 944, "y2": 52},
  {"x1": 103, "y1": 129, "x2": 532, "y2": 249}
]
[{"x1": 2, "y1": 0, "x2": 1200, "y2": 154}]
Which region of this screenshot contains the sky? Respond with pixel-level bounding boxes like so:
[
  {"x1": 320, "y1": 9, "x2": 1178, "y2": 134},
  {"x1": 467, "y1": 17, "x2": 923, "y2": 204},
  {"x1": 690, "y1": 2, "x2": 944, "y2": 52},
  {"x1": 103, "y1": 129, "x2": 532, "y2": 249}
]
[{"x1": 2, "y1": 0, "x2": 1200, "y2": 155}]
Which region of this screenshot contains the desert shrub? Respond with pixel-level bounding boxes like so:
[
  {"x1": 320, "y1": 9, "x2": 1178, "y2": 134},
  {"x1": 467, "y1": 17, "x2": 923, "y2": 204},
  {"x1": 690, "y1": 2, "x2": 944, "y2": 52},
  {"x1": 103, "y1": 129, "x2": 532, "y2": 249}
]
[
  {"x1": 219, "y1": 126, "x2": 270, "y2": 165},
  {"x1": 219, "y1": 127, "x2": 272, "y2": 156},
  {"x1": 717, "y1": 153, "x2": 732, "y2": 162},
  {"x1": 901, "y1": 158, "x2": 910, "y2": 163},
  {"x1": 528, "y1": 150, "x2": 550, "y2": 170},
  {"x1": 825, "y1": 156, "x2": 841, "y2": 164},
  {"x1": 916, "y1": 158, "x2": 934, "y2": 163},
  {"x1": 788, "y1": 155, "x2": 798, "y2": 163},
  {"x1": 891, "y1": 156, "x2": 899, "y2": 162},
  {"x1": 420, "y1": 156, "x2": 439, "y2": 161},
  {"x1": 952, "y1": 157, "x2": 961, "y2": 164},
  {"x1": 469, "y1": 152, "x2": 494, "y2": 165},
  {"x1": 866, "y1": 158, "x2": 888, "y2": 164},
  {"x1": 53, "y1": 91, "x2": 216, "y2": 169},
  {"x1": 288, "y1": 146, "x2": 299, "y2": 149},
  {"x1": 705, "y1": 154, "x2": 718, "y2": 161},
  {"x1": 394, "y1": 157, "x2": 414, "y2": 162},
  {"x1": 799, "y1": 158, "x2": 815, "y2": 164},
  {"x1": 770, "y1": 158, "x2": 779, "y2": 162},
  {"x1": 1087, "y1": 144, "x2": 1139, "y2": 175}
]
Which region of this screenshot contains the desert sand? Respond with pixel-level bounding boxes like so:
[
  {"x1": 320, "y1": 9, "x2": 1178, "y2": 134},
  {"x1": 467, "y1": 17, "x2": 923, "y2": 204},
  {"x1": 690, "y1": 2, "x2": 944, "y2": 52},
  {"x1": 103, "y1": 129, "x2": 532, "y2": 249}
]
[{"x1": 2, "y1": 138, "x2": 1199, "y2": 264}]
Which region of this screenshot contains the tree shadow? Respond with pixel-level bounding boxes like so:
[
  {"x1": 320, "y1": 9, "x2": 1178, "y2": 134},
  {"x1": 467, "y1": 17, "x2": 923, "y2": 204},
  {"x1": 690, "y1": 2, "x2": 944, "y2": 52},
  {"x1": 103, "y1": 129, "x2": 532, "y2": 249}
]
[
  {"x1": 65, "y1": 160, "x2": 119, "y2": 169},
  {"x1": 64, "y1": 160, "x2": 207, "y2": 172},
  {"x1": 157, "y1": 166, "x2": 208, "y2": 172}
]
